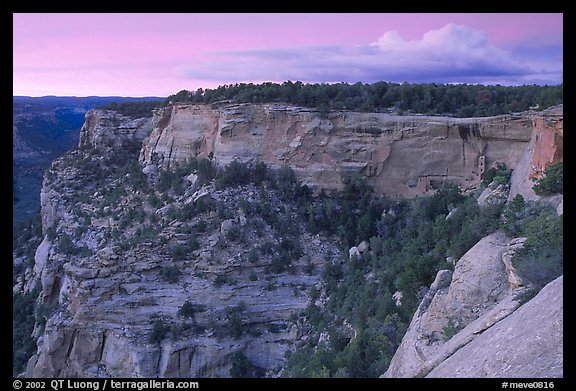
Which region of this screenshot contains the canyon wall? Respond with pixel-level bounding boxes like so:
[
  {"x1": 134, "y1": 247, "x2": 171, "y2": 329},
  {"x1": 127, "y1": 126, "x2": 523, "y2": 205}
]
[{"x1": 132, "y1": 103, "x2": 540, "y2": 197}]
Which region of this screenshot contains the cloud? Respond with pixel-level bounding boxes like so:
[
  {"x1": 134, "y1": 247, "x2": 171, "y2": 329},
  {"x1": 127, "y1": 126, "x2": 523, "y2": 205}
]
[{"x1": 183, "y1": 23, "x2": 560, "y2": 86}]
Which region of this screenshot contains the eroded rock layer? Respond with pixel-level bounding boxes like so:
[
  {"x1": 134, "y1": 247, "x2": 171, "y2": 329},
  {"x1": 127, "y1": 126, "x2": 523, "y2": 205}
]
[{"x1": 131, "y1": 103, "x2": 537, "y2": 197}]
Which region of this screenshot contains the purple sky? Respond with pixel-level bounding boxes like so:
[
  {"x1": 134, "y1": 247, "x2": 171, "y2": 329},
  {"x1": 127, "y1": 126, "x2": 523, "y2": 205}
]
[{"x1": 13, "y1": 13, "x2": 563, "y2": 97}]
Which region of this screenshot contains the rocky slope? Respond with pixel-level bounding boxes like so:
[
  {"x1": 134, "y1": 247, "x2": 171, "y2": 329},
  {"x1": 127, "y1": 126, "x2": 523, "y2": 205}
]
[
  {"x1": 21, "y1": 147, "x2": 341, "y2": 377},
  {"x1": 427, "y1": 275, "x2": 563, "y2": 378},
  {"x1": 383, "y1": 225, "x2": 563, "y2": 378},
  {"x1": 16, "y1": 103, "x2": 563, "y2": 378},
  {"x1": 12, "y1": 96, "x2": 159, "y2": 226}
]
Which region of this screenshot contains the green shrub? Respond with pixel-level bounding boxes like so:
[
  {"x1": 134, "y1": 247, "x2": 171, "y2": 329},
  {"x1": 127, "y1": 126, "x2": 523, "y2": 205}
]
[
  {"x1": 512, "y1": 210, "x2": 562, "y2": 289},
  {"x1": 177, "y1": 301, "x2": 196, "y2": 318},
  {"x1": 215, "y1": 160, "x2": 252, "y2": 189},
  {"x1": 58, "y1": 233, "x2": 78, "y2": 255},
  {"x1": 442, "y1": 318, "x2": 462, "y2": 340},
  {"x1": 177, "y1": 301, "x2": 205, "y2": 319},
  {"x1": 482, "y1": 164, "x2": 511, "y2": 186},
  {"x1": 270, "y1": 250, "x2": 292, "y2": 273},
  {"x1": 196, "y1": 219, "x2": 207, "y2": 233},
  {"x1": 226, "y1": 225, "x2": 242, "y2": 243},
  {"x1": 213, "y1": 273, "x2": 236, "y2": 287},
  {"x1": 230, "y1": 351, "x2": 262, "y2": 377},
  {"x1": 260, "y1": 241, "x2": 274, "y2": 255},
  {"x1": 248, "y1": 248, "x2": 258, "y2": 264},
  {"x1": 500, "y1": 194, "x2": 526, "y2": 236},
  {"x1": 13, "y1": 289, "x2": 38, "y2": 376},
  {"x1": 186, "y1": 236, "x2": 200, "y2": 252},
  {"x1": 533, "y1": 161, "x2": 563, "y2": 195},
  {"x1": 149, "y1": 320, "x2": 169, "y2": 344},
  {"x1": 170, "y1": 238, "x2": 198, "y2": 261},
  {"x1": 160, "y1": 264, "x2": 181, "y2": 283},
  {"x1": 253, "y1": 162, "x2": 269, "y2": 185},
  {"x1": 227, "y1": 303, "x2": 247, "y2": 339}
]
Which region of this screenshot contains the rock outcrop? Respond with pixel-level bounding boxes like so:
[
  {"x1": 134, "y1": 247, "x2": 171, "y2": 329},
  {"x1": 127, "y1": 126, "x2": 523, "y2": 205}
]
[
  {"x1": 427, "y1": 275, "x2": 563, "y2": 378},
  {"x1": 509, "y1": 106, "x2": 563, "y2": 202},
  {"x1": 79, "y1": 110, "x2": 153, "y2": 150},
  {"x1": 383, "y1": 231, "x2": 562, "y2": 378}
]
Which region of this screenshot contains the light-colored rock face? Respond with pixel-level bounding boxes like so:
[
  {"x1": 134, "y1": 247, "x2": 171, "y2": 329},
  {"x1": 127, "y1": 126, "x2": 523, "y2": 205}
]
[
  {"x1": 79, "y1": 110, "x2": 153, "y2": 150},
  {"x1": 529, "y1": 111, "x2": 563, "y2": 181},
  {"x1": 427, "y1": 275, "x2": 563, "y2": 378},
  {"x1": 509, "y1": 106, "x2": 563, "y2": 202},
  {"x1": 383, "y1": 230, "x2": 562, "y2": 378},
  {"x1": 134, "y1": 104, "x2": 534, "y2": 197},
  {"x1": 26, "y1": 225, "x2": 336, "y2": 377},
  {"x1": 442, "y1": 231, "x2": 510, "y2": 324}
]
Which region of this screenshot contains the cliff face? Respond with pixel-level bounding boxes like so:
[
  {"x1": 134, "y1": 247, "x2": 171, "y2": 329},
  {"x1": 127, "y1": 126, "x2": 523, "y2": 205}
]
[
  {"x1": 135, "y1": 103, "x2": 534, "y2": 197},
  {"x1": 509, "y1": 106, "x2": 563, "y2": 202},
  {"x1": 79, "y1": 110, "x2": 153, "y2": 150},
  {"x1": 24, "y1": 149, "x2": 339, "y2": 377}
]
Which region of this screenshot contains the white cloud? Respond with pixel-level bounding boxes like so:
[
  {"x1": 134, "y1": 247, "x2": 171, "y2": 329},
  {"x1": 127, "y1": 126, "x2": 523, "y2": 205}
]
[
  {"x1": 370, "y1": 23, "x2": 529, "y2": 77},
  {"x1": 183, "y1": 23, "x2": 561, "y2": 86}
]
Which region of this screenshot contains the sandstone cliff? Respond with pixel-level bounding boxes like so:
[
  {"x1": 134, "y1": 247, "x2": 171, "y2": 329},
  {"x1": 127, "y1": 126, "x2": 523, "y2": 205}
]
[
  {"x1": 79, "y1": 110, "x2": 153, "y2": 150},
  {"x1": 71, "y1": 103, "x2": 567, "y2": 199},
  {"x1": 132, "y1": 103, "x2": 533, "y2": 197},
  {"x1": 509, "y1": 105, "x2": 563, "y2": 202}
]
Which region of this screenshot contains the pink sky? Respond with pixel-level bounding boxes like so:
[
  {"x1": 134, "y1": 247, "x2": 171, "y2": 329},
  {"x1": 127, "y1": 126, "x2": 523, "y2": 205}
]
[{"x1": 13, "y1": 13, "x2": 563, "y2": 97}]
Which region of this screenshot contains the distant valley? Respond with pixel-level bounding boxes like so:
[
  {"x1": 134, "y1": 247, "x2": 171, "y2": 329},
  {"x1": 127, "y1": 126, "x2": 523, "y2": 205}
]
[{"x1": 13, "y1": 96, "x2": 163, "y2": 226}]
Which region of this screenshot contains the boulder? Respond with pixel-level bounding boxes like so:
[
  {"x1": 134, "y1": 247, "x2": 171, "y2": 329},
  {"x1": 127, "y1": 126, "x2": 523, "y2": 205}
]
[
  {"x1": 430, "y1": 270, "x2": 452, "y2": 291},
  {"x1": 220, "y1": 219, "x2": 235, "y2": 236},
  {"x1": 185, "y1": 173, "x2": 198, "y2": 185},
  {"x1": 142, "y1": 164, "x2": 157, "y2": 176},
  {"x1": 392, "y1": 291, "x2": 403, "y2": 307},
  {"x1": 357, "y1": 241, "x2": 369, "y2": 253},
  {"x1": 349, "y1": 247, "x2": 360, "y2": 260},
  {"x1": 238, "y1": 212, "x2": 247, "y2": 227},
  {"x1": 477, "y1": 183, "x2": 509, "y2": 207}
]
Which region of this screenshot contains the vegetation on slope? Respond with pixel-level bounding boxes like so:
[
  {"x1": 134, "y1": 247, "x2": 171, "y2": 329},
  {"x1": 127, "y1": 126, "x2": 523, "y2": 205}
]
[
  {"x1": 532, "y1": 161, "x2": 563, "y2": 196},
  {"x1": 284, "y1": 184, "x2": 503, "y2": 377},
  {"x1": 96, "y1": 100, "x2": 163, "y2": 118}
]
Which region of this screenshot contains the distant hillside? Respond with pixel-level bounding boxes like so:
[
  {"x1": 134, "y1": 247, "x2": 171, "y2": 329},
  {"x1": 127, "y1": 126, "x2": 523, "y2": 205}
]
[{"x1": 12, "y1": 96, "x2": 164, "y2": 227}]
